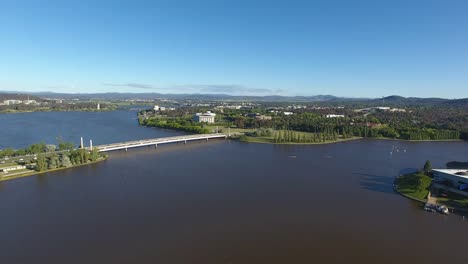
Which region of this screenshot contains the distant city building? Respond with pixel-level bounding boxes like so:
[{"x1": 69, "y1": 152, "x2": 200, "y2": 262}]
[
  {"x1": 283, "y1": 112, "x2": 294, "y2": 116},
  {"x1": 3, "y1": 100, "x2": 22, "y2": 105},
  {"x1": 97, "y1": 103, "x2": 101, "y2": 110},
  {"x1": 389, "y1": 108, "x2": 406, "y2": 112},
  {"x1": 248, "y1": 113, "x2": 272, "y2": 120},
  {"x1": 376, "y1": 107, "x2": 391, "y2": 110},
  {"x1": 153, "y1": 105, "x2": 160, "y2": 111},
  {"x1": 355, "y1": 107, "x2": 406, "y2": 113},
  {"x1": 326, "y1": 114, "x2": 345, "y2": 118},
  {"x1": 193, "y1": 111, "x2": 216, "y2": 123},
  {"x1": 24, "y1": 96, "x2": 37, "y2": 105}
]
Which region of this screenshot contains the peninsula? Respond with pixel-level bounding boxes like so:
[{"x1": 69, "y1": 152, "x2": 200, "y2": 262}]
[
  {"x1": 0, "y1": 142, "x2": 107, "y2": 182},
  {"x1": 395, "y1": 161, "x2": 468, "y2": 213}
]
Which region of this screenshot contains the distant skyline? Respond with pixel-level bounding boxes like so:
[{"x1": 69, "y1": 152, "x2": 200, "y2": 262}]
[{"x1": 1, "y1": 1, "x2": 467, "y2": 98}]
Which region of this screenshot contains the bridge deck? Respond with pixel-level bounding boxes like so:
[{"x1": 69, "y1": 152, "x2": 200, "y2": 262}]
[{"x1": 95, "y1": 133, "x2": 227, "y2": 152}]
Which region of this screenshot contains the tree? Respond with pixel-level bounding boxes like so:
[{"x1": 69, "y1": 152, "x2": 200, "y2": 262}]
[
  {"x1": 36, "y1": 154, "x2": 47, "y2": 171},
  {"x1": 47, "y1": 154, "x2": 59, "y2": 169},
  {"x1": 423, "y1": 160, "x2": 432, "y2": 175},
  {"x1": 45, "y1": 144, "x2": 57, "y2": 153},
  {"x1": 58, "y1": 141, "x2": 75, "y2": 151},
  {"x1": 90, "y1": 149, "x2": 99, "y2": 162},
  {"x1": 0, "y1": 148, "x2": 15, "y2": 158},
  {"x1": 60, "y1": 155, "x2": 73, "y2": 168}
]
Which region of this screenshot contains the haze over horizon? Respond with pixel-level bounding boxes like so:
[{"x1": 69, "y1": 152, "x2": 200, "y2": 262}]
[{"x1": 1, "y1": 1, "x2": 467, "y2": 98}]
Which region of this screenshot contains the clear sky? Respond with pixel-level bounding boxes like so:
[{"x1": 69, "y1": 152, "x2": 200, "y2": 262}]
[{"x1": 1, "y1": 0, "x2": 467, "y2": 98}]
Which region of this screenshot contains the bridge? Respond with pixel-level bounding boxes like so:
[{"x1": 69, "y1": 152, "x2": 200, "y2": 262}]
[{"x1": 93, "y1": 133, "x2": 227, "y2": 152}]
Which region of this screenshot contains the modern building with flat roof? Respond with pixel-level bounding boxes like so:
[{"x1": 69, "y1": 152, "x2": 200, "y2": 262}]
[{"x1": 432, "y1": 169, "x2": 468, "y2": 192}]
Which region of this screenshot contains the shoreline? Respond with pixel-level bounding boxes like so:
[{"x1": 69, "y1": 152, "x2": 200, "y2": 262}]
[
  {"x1": 393, "y1": 175, "x2": 468, "y2": 214},
  {"x1": 237, "y1": 136, "x2": 362, "y2": 145},
  {"x1": 0, "y1": 109, "x2": 116, "y2": 114},
  {"x1": 0, "y1": 157, "x2": 108, "y2": 183},
  {"x1": 234, "y1": 135, "x2": 465, "y2": 146},
  {"x1": 372, "y1": 137, "x2": 462, "y2": 143}
]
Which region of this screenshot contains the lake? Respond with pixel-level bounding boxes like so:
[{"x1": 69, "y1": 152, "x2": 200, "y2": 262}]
[{"x1": 1, "y1": 111, "x2": 467, "y2": 263}]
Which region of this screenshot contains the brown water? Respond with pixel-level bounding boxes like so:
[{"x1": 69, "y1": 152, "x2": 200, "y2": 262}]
[{"x1": 0, "y1": 111, "x2": 467, "y2": 263}]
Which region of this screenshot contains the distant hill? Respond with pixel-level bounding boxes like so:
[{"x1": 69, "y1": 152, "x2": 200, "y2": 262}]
[
  {"x1": 0, "y1": 93, "x2": 46, "y2": 102},
  {"x1": 440, "y1": 98, "x2": 468, "y2": 107},
  {"x1": 372, "y1": 95, "x2": 449, "y2": 105},
  {"x1": 1, "y1": 91, "x2": 467, "y2": 106},
  {"x1": 14, "y1": 91, "x2": 343, "y2": 102}
]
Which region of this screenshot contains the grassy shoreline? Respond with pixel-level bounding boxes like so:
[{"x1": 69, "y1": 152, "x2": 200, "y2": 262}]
[
  {"x1": 394, "y1": 172, "x2": 431, "y2": 201},
  {"x1": 0, "y1": 157, "x2": 108, "y2": 182},
  {"x1": 239, "y1": 135, "x2": 362, "y2": 145},
  {"x1": 394, "y1": 172, "x2": 468, "y2": 212},
  {"x1": 236, "y1": 134, "x2": 464, "y2": 145}
]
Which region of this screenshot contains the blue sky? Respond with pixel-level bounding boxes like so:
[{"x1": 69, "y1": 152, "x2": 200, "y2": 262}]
[{"x1": 0, "y1": 0, "x2": 467, "y2": 98}]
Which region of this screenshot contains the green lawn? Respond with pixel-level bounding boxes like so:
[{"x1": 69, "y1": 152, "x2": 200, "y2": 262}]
[
  {"x1": 395, "y1": 172, "x2": 432, "y2": 200},
  {"x1": 204, "y1": 125, "x2": 255, "y2": 134}
]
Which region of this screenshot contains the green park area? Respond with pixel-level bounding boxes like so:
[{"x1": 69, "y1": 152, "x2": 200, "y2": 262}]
[
  {"x1": 0, "y1": 142, "x2": 107, "y2": 182},
  {"x1": 395, "y1": 161, "x2": 468, "y2": 209},
  {"x1": 395, "y1": 172, "x2": 432, "y2": 200}
]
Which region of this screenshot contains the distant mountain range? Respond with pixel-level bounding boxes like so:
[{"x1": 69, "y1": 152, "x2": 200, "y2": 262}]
[
  {"x1": 0, "y1": 91, "x2": 347, "y2": 102},
  {"x1": 0, "y1": 93, "x2": 46, "y2": 102},
  {"x1": 1, "y1": 91, "x2": 467, "y2": 107}
]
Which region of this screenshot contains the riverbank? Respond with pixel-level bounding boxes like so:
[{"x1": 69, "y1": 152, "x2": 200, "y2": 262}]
[
  {"x1": 0, "y1": 108, "x2": 116, "y2": 114},
  {"x1": 0, "y1": 156, "x2": 108, "y2": 182},
  {"x1": 238, "y1": 135, "x2": 362, "y2": 145},
  {"x1": 235, "y1": 133, "x2": 465, "y2": 145},
  {"x1": 394, "y1": 172, "x2": 468, "y2": 213},
  {"x1": 374, "y1": 137, "x2": 462, "y2": 143}
]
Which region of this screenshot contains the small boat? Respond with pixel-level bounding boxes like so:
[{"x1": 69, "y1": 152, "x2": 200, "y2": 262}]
[{"x1": 436, "y1": 205, "x2": 449, "y2": 215}]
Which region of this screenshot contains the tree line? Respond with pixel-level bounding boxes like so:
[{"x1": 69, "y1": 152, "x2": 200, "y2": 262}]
[
  {"x1": 0, "y1": 141, "x2": 105, "y2": 172},
  {"x1": 35, "y1": 148, "x2": 102, "y2": 172},
  {"x1": 139, "y1": 116, "x2": 210, "y2": 134}
]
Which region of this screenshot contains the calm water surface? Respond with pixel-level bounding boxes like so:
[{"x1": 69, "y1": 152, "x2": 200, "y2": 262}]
[
  {"x1": 1, "y1": 111, "x2": 468, "y2": 263},
  {"x1": 0, "y1": 110, "x2": 186, "y2": 149}
]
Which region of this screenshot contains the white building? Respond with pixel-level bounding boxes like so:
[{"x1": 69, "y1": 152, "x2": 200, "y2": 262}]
[
  {"x1": 24, "y1": 96, "x2": 37, "y2": 105},
  {"x1": 432, "y1": 169, "x2": 468, "y2": 193},
  {"x1": 153, "y1": 105, "x2": 160, "y2": 111},
  {"x1": 283, "y1": 112, "x2": 294, "y2": 115},
  {"x1": 194, "y1": 111, "x2": 216, "y2": 123},
  {"x1": 326, "y1": 114, "x2": 345, "y2": 118},
  {"x1": 3, "y1": 100, "x2": 22, "y2": 105}
]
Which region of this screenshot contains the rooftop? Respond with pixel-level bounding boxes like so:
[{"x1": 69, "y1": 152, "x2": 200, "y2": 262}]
[{"x1": 433, "y1": 169, "x2": 468, "y2": 179}]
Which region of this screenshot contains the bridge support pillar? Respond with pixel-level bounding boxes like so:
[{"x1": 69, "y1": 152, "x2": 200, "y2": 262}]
[
  {"x1": 125, "y1": 148, "x2": 127, "y2": 152},
  {"x1": 184, "y1": 140, "x2": 187, "y2": 144},
  {"x1": 206, "y1": 138, "x2": 208, "y2": 142},
  {"x1": 155, "y1": 144, "x2": 157, "y2": 148}
]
